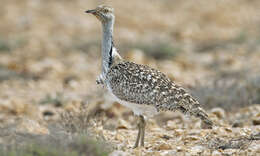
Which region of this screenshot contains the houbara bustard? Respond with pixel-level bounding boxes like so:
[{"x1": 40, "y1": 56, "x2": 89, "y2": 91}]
[{"x1": 86, "y1": 5, "x2": 213, "y2": 148}]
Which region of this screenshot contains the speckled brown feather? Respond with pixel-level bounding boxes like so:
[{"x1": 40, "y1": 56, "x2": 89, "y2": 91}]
[
  {"x1": 106, "y1": 61, "x2": 213, "y2": 128},
  {"x1": 87, "y1": 5, "x2": 213, "y2": 148}
]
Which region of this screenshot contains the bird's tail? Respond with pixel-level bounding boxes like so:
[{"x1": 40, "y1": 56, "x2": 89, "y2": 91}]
[
  {"x1": 191, "y1": 105, "x2": 213, "y2": 129},
  {"x1": 178, "y1": 99, "x2": 213, "y2": 129}
]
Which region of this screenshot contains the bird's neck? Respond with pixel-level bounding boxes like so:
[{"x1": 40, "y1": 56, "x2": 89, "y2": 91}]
[{"x1": 101, "y1": 19, "x2": 121, "y2": 76}]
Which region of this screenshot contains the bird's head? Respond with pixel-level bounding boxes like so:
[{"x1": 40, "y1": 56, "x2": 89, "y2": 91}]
[{"x1": 85, "y1": 5, "x2": 114, "y2": 23}]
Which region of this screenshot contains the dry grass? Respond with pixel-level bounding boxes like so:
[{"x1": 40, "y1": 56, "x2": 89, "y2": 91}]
[
  {"x1": 0, "y1": 105, "x2": 111, "y2": 156},
  {"x1": 191, "y1": 73, "x2": 260, "y2": 111},
  {"x1": 60, "y1": 102, "x2": 90, "y2": 134},
  {"x1": 0, "y1": 131, "x2": 110, "y2": 156}
]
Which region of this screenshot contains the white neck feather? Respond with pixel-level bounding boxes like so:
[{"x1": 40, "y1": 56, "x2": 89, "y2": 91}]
[
  {"x1": 101, "y1": 19, "x2": 114, "y2": 76},
  {"x1": 100, "y1": 14, "x2": 122, "y2": 79}
]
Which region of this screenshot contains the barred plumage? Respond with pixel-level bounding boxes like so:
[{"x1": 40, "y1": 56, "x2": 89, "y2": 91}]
[
  {"x1": 106, "y1": 61, "x2": 213, "y2": 126},
  {"x1": 86, "y1": 5, "x2": 213, "y2": 148}
]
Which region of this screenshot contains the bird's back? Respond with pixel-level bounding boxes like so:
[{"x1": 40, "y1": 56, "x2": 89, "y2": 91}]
[
  {"x1": 106, "y1": 61, "x2": 197, "y2": 111},
  {"x1": 106, "y1": 61, "x2": 172, "y2": 107}
]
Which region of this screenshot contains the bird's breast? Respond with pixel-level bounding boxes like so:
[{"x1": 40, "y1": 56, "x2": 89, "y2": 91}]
[{"x1": 106, "y1": 82, "x2": 158, "y2": 118}]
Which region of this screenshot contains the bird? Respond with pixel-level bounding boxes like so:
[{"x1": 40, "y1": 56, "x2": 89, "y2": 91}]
[{"x1": 85, "y1": 5, "x2": 213, "y2": 148}]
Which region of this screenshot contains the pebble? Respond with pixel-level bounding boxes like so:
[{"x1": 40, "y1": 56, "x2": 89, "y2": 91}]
[
  {"x1": 157, "y1": 143, "x2": 172, "y2": 150},
  {"x1": 190, "y1": 145, "x2": 204, "y2": 154},
  {"x1": 211, "y1": 107, "x2": 226, "y2": 119},
  {"x1": 252, "y1": 116, "x2": 260, "y2": 125},
  {"x1": 117, "y1": 119, "x2": 131, "y2": 129}
]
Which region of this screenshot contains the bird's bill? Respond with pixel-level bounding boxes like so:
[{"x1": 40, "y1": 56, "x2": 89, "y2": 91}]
[{"x1": 85, "y1": 9, "x2": 96, "y2": 14}]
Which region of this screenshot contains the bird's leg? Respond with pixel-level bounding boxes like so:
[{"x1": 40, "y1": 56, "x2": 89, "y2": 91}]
[
  {"x1": 134, "y1": 115, "x2": 146, "y2": 148},
  {"x1": 134, "y1": 116, "x2": 141, "y2": 148},
  {"x1": 140, "y1": 115, "x2": 146, "y2": 147}
]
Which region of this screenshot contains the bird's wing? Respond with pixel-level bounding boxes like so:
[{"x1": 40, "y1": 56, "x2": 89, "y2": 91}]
[
  {"x1": 106, "y1": 61, "x2": 213, "y2": 128},
  {"x1": 106, "y1": 61, "x2": 193, "y2": 108}
]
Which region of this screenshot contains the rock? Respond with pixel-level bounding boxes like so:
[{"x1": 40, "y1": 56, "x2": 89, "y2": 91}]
[
  {"x1": 211, "y1": 107, "x2": 226, "y2": 119},
  {"x1": 157, "y1": 143, "x2": 172, "y2": 150},
  {"x1": 117, "y1": 119, "x2": 131, "y2": 129},
  {"x1": 232, "y1": 120, "x2": 244, "y2": 127},
  {"x1": 160, "y1": 134, "x2": 172, "y2": 140},
  {"x1": 39, "y1": 105, "x2": 58, "y2": 121},
  {"x1": 252, "y1": 118, "x2": 260, "y2": 125},
  {"x1": 252, "y1": 114, "x2": 260, "y2": 125},
  {"x1": 185, "y1": 135, "x2": 201, "y2": 141},
  {"x1": 190, "y1": 145, "x2": 205, "y2": 155},
  {"x1": 176, "y1": 146, "x2": 184, "y2": 152},
  {"x1": 224, "y1": 127, "x2": 233, "y2": 133}
]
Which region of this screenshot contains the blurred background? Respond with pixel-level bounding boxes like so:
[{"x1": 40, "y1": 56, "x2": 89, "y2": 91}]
[{"x1": 0, "y1": 0, "x2": 260, "y2": 155}]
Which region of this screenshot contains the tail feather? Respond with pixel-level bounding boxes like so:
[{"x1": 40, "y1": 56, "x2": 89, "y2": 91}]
[
  {"x1": 177, "y1": 98, "x2": 213, "y2": 129},
  {"x1": 193, "y1": 106, "x2": 213, "y2": 129},
  {"x1": 164, "y1": 86, "x2": 214, "y2": 128}
]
